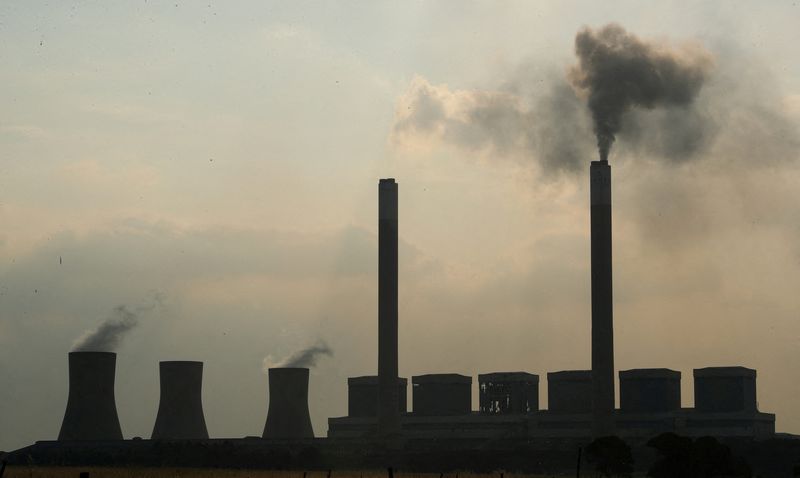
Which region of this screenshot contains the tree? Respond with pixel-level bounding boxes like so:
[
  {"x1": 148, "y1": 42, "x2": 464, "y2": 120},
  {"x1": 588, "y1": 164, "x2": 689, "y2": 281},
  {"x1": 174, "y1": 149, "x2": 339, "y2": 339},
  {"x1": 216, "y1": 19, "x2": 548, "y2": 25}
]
[
  {"x1": 585, "y1": 435, "x2": 634, "y2": 477},
  {"x1": 647, "y1": 433, "x2": 752, "y2": 478}
]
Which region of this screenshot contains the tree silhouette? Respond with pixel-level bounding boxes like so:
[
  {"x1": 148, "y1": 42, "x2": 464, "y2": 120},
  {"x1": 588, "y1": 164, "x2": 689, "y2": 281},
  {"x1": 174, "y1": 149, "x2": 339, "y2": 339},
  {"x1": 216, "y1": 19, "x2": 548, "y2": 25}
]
[
  {"x1": 647, "y1": 433, "x2": 752, "y2": 478},
  {"x1": 585, "y1": 435, "x2": 634, "y2": 477}
]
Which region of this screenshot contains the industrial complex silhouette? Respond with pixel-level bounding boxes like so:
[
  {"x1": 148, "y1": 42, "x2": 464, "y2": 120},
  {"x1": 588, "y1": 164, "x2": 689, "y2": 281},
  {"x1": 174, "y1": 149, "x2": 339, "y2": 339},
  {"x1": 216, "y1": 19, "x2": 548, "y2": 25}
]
[{"x1": 7, "y1": 167, "x2": 784, "y2": 472}]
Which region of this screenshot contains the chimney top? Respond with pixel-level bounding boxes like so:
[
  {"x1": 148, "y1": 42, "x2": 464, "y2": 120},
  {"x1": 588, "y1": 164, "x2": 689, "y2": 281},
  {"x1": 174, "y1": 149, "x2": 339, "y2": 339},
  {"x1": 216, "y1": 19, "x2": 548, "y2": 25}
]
[
  {"x1": 379, "y1": 178, "x2": 396, "y2": 186},
  {"x1": 69, "y1": 351, "x2": 116, "y2": 357}
]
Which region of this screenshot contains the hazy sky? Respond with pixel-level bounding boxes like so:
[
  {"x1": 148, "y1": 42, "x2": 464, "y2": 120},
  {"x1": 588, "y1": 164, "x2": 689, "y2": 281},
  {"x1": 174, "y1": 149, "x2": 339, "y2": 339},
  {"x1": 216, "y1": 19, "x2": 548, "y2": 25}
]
[{"x1": 1, "y1": 1, "x2": 799, "y2": 451}]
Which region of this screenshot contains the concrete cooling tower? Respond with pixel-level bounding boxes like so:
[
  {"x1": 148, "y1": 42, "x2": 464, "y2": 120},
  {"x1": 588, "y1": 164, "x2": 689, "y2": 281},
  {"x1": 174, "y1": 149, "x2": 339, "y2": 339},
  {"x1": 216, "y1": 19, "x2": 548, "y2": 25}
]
[
  {"x1": 151, "y1": 361, "x2": 209, "y2": 440},
  {"x1": 262, "y1": 367, "x2": 314, "y2": 439},
  {"x1": 58, "y1": 351, "x2": 124, "y2": 441}
]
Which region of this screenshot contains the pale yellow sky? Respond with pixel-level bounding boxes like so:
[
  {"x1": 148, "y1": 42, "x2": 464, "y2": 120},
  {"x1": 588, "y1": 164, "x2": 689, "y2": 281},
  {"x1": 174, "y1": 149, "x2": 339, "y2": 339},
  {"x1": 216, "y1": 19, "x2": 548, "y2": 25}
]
[{"x1": 1, "y1": 1, "x2": 799, "y2": 451}]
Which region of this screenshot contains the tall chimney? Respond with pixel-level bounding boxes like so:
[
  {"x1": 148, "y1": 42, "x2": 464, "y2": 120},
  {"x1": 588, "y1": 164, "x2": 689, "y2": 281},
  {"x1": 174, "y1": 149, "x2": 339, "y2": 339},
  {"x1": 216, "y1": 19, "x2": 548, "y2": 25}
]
[
  {"x1": 262, "y1": 367, "x2": 314, "y2": 439},
  {"x1": 58, "y1": 352, "x2": 124, "y2": 441},
  {"x1": 590, "y1": 160, "x2": 615, "y2": 437},
  {"x1": 378, "y1": 178, "x2": 401, "y2": 436},
  {"x1": 151, "y1": 361, "x2": 209, "y2": 440}
]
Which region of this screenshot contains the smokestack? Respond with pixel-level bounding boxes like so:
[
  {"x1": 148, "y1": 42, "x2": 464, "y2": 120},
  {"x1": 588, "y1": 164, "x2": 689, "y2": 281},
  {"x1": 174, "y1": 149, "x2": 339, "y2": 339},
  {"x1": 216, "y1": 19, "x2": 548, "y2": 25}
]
[
  {"x1": 590, "y1": 160, "x2": 615, "y2": 437},
  {"x1": 58, "y1": 352, "x2": 123, "y2": 441},
  {"x1": 378, "y1": 178, "x2": 401, "y2": 436},
  {"x1": 151, "y1": 361, "x2": 209, "y2": 440},
  {"x1": 262, "y1": 367, "x2": 314, "y2": 439}
]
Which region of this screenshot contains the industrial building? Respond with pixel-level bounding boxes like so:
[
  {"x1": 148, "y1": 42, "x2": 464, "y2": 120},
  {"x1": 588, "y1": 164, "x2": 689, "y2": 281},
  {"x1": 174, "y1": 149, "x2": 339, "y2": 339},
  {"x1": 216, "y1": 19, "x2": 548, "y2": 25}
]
[
  {"x1": 347, "y1": 376, "x2": 407, "y2": 417},
  {"x1": 479, "y1": 372, "x2": 539, "y2": 415},
  {"x1": 48, "y1": 174, "x2": 777, "y2": 448},
  {"x1": 327, "y1": 172, "x2": 776, "y2": 441},
  {"x1": 328, "y1": 366, "x2": 775, "y2": 440}
]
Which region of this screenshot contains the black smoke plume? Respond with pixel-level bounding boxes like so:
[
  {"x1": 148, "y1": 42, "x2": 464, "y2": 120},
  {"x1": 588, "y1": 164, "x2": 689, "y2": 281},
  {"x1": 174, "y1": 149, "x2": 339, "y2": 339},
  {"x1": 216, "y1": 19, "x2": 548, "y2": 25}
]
[
  {"x1": 72, "y1": 295, "x2": 163, "y2": 352},
  {"x1": 569, "y1": 23, "x2": 713, "y2": 161},
  {"x1": 264, "y1": 340, "x2": 334, "y2": 370}
]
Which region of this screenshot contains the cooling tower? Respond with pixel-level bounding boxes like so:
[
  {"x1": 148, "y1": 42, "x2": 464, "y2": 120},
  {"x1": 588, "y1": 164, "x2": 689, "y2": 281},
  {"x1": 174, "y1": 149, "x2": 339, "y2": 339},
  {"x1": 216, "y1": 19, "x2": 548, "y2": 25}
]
[
  {"x1": 378, "y1": 178, "x2": 401, "y2": 435},
  {"x1": 151, "y1": 361, "x2": 209, "y2": 440},
  {"x1": 262, "y1": 367, "x2": 314, "y2": 439},
  {"x1": 58, "y1": 351, "x2": 123, "y2": 441},
  {"x1": 590, "y1": 159, "x2": 615, "y2": 436}
]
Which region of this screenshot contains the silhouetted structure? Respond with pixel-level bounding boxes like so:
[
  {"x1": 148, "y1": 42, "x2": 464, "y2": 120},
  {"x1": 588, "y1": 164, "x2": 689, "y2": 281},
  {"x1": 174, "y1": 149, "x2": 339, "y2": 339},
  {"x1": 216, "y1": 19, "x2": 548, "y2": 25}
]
[
  {"x1": 262, "y1": 367, "x2": 314, "y2": 439},
  {"x1": 590, "y1": 159, "x2": 615, "y2": 437},
  {"x1": 412, "y1": 374, "x2": 471, "y2": 416},
  {"x1": 694, "y1": 367, "x2": 757, "y2": 413},
  {"x1": 347, "y1": 376, "x2": 407, "y2": 417},
  {"x1": 58, "y1": 352, "x2": 123, "y2": 441},
  {"x1": 547, "y1": 370, "x2": 592, "y2": 413},
  {"x1": 478, "y1": 372, "x2": 539, "y2": 414},
  {"x1": 619, "y1": 369, "x2": 681, "y2": 413},
  {"x1": 378, "y1": 178, "x2": 401, "y2": 436},
  {"x1": 151, "y1": 361, "x2": 209, "y2": 440}
]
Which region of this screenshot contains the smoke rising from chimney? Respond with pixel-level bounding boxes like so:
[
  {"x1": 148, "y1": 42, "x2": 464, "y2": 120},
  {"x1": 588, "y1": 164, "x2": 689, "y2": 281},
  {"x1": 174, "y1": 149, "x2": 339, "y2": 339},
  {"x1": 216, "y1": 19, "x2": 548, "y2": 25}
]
[
  {"x1": 262, "y1": 340, "x2": 333, "y2": 371},
  {"x1": 391, "y1": 24, "x2": 796, "y2": 177},
  {"x1": 569, "y1": 23, "x2": 713, "y2": 161},
  {"x1": 72, "y1": 294, "x2": 163, "y2": 352}
]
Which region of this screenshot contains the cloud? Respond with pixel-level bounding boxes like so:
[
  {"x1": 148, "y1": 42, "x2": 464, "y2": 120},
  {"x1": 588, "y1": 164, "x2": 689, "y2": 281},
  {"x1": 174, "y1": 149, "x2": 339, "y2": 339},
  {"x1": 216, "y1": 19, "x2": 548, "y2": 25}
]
[
  {"x1": 569, "y1": 23, "x2": 713, "y2": 161},
  {"x1": 390, "y1": 75, "x2": 593, "y2": 176}
]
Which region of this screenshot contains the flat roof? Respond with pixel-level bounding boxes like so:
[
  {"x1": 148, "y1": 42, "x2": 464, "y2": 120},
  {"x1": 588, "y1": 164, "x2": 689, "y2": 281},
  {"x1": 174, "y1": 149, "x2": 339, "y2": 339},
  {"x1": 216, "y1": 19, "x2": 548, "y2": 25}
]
[
  {"x1": 619, "y1": 368, "x2": 681, "y2": 380},
  {"x1": 478, "y1": 372, "x2": 539, "y2": 383},
  {"x1": 547, "y1": 370, "x2": 591, "y2": 381},
  {"x1": 347, "y1": 376, "x2": 408, "y2": 385},
  {"x1": 694, "y1": 366, "x2": 756, "y2": 378},
  {"x1": 412, "y1": 373, "x2": 472, "y2": 384}
]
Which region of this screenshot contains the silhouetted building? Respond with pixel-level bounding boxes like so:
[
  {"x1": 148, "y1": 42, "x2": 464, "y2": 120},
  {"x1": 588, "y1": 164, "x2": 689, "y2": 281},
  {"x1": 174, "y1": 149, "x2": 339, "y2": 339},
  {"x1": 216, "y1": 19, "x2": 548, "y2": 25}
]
[
  {"x1": 590, "y1": 159, "x2": 615, "y2": 437},
  {"x1": 262, "y1": 367, "x2": 314, "y2": 439},
  {"x1": 547, "y1": 370, "x2": 592, "y2": 413},
  {"x1": 329, "y1": 367, "x2": 775, "y2": 440},
  {"x1": 327, "y1": 178, "x2": 777, "y2": 441},
  {"x1": 619, "y1": 368, "x2": 681, "y2": 413},
  {"x1": 378, "y1": 178, "x2": 401, "y2": 436},
  {"x1": 151, "y1": 361, "x2": 209, "y2": 440},
  {"x1": 694, "y1": 366, "x2": 757, "y2": 413},
  {"x1": 478, "y1": 372, "x2": 538, "y2": 414},
  {"x1": 412, "y1": 374, "x2": 471, "y2": 416},
  {"x1": 59, "y1": 352, "x2": 124, "y2": 441},
  {"x1": 347, "y1": 376, "x2": 407, "y2": 417}
]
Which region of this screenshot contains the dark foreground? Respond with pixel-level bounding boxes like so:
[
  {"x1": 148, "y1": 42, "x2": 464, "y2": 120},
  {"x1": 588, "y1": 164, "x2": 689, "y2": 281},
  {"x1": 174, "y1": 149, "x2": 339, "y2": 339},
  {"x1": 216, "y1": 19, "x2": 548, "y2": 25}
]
[{"x1": 6, "y1": 436, "x2": 800, "y2": 477}]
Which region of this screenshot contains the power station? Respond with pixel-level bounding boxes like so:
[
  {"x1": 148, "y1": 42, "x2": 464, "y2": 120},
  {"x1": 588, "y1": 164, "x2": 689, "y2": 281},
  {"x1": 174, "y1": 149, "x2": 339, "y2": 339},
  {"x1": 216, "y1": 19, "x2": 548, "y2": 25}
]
[
  {"x1": 328, "y1": 172, "x2": 775, "y2": 440},
  {"x1": 16, "y1": 172, "x2": 778, "y2": 463}
]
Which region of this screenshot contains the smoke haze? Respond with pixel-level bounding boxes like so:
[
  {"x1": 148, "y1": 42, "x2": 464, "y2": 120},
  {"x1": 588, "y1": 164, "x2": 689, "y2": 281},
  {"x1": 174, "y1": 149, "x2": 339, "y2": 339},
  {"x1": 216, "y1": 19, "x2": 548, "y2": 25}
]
[
  {"x1": 392, "y1": 24, "x2": 723, "y2": 171},
  {"x1": 264, "y1": 341, "x2": 334, "y2": 370},
  {"x1": 72, "y1": 297, "x2": 163, "y2": 352},
  {"x1": 2, "y1": 2, "x2": 800, "y2": 453},
  {"x1": 569, "y1": 23, "x2": 713, "y2": 161}
]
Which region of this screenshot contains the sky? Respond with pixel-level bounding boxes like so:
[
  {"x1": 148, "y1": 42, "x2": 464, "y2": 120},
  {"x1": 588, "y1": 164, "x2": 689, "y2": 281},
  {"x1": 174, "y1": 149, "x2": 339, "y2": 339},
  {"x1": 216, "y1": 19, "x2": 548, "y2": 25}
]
[{"x1": 1, "y1": 1, "x2": 799, "y2": 451}]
